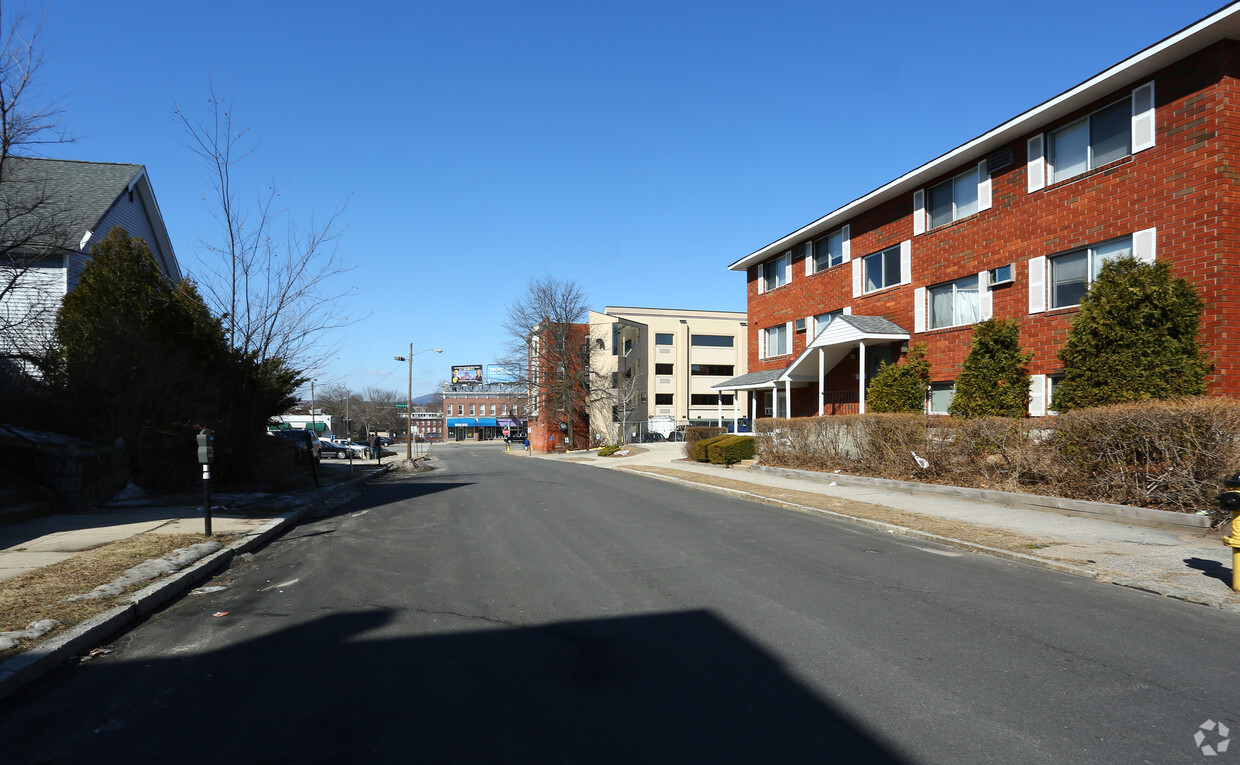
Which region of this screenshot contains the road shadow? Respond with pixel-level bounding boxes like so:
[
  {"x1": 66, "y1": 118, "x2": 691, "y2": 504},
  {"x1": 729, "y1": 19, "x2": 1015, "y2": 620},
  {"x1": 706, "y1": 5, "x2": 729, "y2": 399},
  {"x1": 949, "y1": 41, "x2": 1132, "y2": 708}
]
[
  {"x1": 0, "y1": 609, "x2": 911, "y2": 763},
  {"x1": 1184, "y1": 556, "x2": 1232, "y2": 585}
]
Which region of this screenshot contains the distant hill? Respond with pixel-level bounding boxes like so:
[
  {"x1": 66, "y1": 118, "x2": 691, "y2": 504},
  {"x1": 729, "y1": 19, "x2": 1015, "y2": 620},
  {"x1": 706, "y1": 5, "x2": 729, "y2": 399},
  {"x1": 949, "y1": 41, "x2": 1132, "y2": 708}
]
[{"x1": 412, "y1": 393, "x2": 440, "y2": 406}]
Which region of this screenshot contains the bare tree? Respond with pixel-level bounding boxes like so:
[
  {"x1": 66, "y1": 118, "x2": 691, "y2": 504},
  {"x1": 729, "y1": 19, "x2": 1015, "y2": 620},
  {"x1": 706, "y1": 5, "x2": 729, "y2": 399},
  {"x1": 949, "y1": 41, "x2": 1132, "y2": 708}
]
[
  {"x1": 173, "y1": 84, "x2": 354, "y2": 373},
  {"x1": 355, "y1": 386, "x2": 400, "y2": 435},
  {"x1": 0, "y1": 4, "x2": 76, "y2": 377},
  {"x1": 501, "y1": 275, "x2": 591, "y2": 447}
]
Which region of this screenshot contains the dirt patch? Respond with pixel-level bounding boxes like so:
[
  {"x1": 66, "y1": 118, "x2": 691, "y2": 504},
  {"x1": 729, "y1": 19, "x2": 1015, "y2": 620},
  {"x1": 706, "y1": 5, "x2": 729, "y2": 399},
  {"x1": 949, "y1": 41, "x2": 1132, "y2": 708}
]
[
  {"x1": 0, "y1": 532, "x2": 234, "y2": 657},
  {"x1": 623, "y1": 465, "x2": 1051, "y2": 554},
  {"x1": 601, "y1": 446, "x2": 647, "y2": 458}
]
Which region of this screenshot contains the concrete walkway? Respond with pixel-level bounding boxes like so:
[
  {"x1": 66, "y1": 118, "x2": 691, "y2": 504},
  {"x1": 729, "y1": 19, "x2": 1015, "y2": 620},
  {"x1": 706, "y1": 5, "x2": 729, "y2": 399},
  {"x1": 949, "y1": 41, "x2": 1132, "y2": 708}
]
[{"x1": 531, "y1": 442, "x2": 1240, "y2": 612}]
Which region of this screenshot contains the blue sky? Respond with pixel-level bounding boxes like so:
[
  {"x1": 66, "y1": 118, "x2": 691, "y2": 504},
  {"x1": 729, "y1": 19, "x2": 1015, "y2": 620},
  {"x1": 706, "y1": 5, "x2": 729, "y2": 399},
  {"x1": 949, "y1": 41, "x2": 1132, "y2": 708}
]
[{"x1": 34, "y1": 0, "x2": 1226, "y2": 399}]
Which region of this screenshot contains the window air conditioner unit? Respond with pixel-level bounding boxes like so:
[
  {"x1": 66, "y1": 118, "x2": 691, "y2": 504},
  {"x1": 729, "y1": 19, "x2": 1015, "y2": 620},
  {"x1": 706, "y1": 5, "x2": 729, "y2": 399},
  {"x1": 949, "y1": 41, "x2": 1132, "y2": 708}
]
[{"x1": 988, "y1": 264, "x2": 1015, "y2": 286}]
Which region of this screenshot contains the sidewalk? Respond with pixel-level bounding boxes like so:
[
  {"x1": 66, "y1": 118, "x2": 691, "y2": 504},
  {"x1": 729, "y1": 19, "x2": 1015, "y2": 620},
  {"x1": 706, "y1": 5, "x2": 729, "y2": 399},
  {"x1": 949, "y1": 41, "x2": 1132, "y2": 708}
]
[{"x1": 531, "y1": 442, "x2": 1240, "y2": 613}]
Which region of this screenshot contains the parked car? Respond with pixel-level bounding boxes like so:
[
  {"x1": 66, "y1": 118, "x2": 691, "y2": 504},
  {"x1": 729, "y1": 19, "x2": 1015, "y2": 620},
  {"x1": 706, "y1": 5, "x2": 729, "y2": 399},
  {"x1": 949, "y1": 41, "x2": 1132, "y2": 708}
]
[
  {"x1": 641, "y1": 432, "x2": 666, "y2": 443},
  {"x1": 271, "y1": 429, "x2": 321, "y2": 463},
  {"x1": 319, "y1": 440, "x2": 351, "y2": 460}
]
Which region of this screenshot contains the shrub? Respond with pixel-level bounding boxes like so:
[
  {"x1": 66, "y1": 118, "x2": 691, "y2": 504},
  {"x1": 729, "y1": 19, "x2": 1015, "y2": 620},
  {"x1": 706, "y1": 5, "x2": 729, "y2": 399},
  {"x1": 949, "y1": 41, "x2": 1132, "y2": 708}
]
[
  {"x1": 694, "y1": 433, "x2": 732, "y2": 462},
  {"x1": 1054, "y1": 258, "x2": 1211, "y2": 412},
  {"x1": 949, "y1": 319, "x2": 1032, "y2": 418},
  {"x1": 866, "y1": 343, "x2": 930, "y2": 413},
  {"x1": 684, "y1": 427, "x2": 726, "y2": 459},
  {"x1": 708, "y1": 436, "x2": 756, "y2": 465},
  {"x1": 598, "y1": 444, "x2": 620, "y2": 456}
]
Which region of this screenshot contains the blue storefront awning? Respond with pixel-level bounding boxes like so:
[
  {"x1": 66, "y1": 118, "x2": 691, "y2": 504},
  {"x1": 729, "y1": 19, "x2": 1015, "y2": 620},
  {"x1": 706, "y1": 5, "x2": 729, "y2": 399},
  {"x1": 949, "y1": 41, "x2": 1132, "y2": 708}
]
[
  {"x1": 476, "y1": 417, "x2": 498, "y2": 427},
  {"x1": 447, "y1": 418, "x2": 477, "y2": 428}
]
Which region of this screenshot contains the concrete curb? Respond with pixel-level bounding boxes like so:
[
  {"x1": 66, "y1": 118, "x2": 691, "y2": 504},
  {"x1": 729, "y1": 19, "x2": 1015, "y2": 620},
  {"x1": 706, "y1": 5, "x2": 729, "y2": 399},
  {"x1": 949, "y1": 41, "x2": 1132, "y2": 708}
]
[
  {"x1": 754, "y1": 465, "x2": 1213, "y2": 530},
  {"x1": 0, "y1": 464, "x2": 390, "y2": 703}
]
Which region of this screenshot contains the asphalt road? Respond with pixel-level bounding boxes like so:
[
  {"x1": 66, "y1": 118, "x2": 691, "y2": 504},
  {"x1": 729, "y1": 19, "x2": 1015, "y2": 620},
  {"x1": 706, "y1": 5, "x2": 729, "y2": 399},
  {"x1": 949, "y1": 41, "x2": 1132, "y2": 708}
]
[{"x1": 1, "y1": 443, "x2": 1237, "y2": 763}]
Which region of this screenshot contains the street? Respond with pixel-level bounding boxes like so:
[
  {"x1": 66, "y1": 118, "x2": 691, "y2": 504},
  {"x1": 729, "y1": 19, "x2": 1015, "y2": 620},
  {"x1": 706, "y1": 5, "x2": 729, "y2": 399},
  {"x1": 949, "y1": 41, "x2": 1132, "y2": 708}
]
[{"x1": 1, "y1": 442, "x2": 1237, "y2": 763}]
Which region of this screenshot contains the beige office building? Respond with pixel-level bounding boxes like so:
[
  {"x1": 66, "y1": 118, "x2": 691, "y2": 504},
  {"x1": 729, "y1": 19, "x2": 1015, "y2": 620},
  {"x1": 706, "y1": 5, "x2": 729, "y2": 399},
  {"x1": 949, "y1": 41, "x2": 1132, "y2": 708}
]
[{"x1": 588, "y1": 306, "x2": 748, "y2": 443}]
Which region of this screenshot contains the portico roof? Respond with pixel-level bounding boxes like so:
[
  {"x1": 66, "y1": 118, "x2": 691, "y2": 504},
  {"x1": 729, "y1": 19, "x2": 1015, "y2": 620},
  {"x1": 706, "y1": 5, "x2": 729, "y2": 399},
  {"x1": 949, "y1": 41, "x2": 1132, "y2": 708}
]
[
  {"x1": 779, "y1": 315, "x2": 909, "y2": 383},
  {"x1": 711, "y1": 369, "x2": 783, "y2": 391}
]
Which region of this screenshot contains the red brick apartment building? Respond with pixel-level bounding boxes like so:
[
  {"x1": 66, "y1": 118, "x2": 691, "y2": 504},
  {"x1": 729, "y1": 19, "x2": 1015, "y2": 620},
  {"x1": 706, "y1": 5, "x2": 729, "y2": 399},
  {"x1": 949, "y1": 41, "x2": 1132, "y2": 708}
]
[
  {"x1": 717, "y1": 4, "x2": 1240, "y2": 424},
  {"x1": 526, "y1": 322, "x2": 591, "y2": 453}
]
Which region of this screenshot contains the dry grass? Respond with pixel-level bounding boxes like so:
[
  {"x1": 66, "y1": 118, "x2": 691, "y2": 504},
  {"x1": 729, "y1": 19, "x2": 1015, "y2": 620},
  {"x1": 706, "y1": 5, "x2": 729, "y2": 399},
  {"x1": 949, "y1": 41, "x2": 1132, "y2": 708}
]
[
  {"x1": 0, "y1": 532, "x2": 233, "y2": 657},
  {"x1": 625, "y1": 465, "x2": 1047, "y2": 554}
]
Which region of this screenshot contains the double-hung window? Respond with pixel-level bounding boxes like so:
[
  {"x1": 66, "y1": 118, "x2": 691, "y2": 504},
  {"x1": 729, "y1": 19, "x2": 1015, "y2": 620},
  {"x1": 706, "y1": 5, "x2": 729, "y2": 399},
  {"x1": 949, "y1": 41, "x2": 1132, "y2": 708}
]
[
  {"x1": 763, "y1": 325, "x2": 789, "y2": 357},
  {"x1": 1050, "y1": 236, "x2": 1132, "y2": 308},
  {"x1": 760, "y1": 252, "x2": 789, "y2": 292},
  {"x1": 813, "y1": 229, "x2": 845, "y2": 272},
  {"x1": 928, "y1": 167, "x2": 979, "y2": 229},
  {"x1": 928, "y1": 276, "x2": 980, "y2": 329},
  {"x1": 1050, "y1": 97, "x2": 1132, "y2": 183},
  {"x1": 814, "y1": 309, "x2": 843, "y2": 336},
  {"x1": 863, "y1": 245, "x2": 902, "y2": 293}
]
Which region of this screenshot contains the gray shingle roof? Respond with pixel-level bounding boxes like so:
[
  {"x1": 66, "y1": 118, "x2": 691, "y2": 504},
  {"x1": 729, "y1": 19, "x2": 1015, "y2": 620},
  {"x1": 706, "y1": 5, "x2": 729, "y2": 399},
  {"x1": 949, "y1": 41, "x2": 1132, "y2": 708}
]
[
  {"x1": 711, "y1": 369, "x2": 783, "y2": 390},
  {"x1": 836, "y1": 315, "x2": 907, "y2": 335},
  {"x1": 1, "y1": 157, "x2": 143, "y2": 249}
]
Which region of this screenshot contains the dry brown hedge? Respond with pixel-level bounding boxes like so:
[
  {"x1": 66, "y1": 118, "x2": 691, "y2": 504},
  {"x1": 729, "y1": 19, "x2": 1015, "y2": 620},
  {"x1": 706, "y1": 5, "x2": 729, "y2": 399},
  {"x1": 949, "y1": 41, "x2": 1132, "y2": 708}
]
[{"x1": 755, "y1": 397, "x2": 1240, "y2": 520}]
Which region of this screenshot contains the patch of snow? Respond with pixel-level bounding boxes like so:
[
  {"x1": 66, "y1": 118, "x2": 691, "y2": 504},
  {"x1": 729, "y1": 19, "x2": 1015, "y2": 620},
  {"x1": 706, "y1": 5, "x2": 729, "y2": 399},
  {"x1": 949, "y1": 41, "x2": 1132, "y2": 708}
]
[
  {"x1": 61, "y1": 541, "x2": 223, "y2": 603},
  {"x1": 0, "y1": 619, "x2": 60, "y2": 651}
]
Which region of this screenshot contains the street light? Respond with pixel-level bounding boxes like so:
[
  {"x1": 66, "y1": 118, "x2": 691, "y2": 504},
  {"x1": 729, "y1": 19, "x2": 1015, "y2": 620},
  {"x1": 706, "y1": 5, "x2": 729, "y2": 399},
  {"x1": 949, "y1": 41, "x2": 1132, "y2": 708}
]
[{"x1": 394, "y1": 345, "x2": 443, "y2": 461}]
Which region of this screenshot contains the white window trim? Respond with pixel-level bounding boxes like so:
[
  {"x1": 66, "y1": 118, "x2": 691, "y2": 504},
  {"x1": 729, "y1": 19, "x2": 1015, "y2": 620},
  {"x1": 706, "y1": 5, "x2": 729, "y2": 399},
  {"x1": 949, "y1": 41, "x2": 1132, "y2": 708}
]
[
  {"x1": 920, "y1": 273, "x2": 988, "y2": 331},
  {"x1": 1047, "y1": 82, "x2": 1152, "y2": 185},
  {"x1": 1027, "y1": 134, "x2": 1045, "y2": 193},
  {"x1": 808, "y1": 224, "x2": 851, "y2": 275},
  {"x1": 1029, "y1": 374, "x2": 1048, "y2": 417},
  {"x1": 922, "y1": 166, "x2": 991, "y2": 232},
  {"x1": 1028, "y1": 227, "x2": 1155, "y2": 314}
]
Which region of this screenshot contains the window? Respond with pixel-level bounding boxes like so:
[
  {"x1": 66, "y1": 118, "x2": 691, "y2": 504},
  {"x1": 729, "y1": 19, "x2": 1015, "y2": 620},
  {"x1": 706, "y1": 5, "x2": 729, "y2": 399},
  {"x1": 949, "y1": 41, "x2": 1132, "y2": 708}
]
[
  {"x1": 813, "y1": 229, "x2": 845, "y2": 272},
  {"x1": 763, "y1": 325, "x2": 789, "y2": 357},
  {"x1": 761, "y1": 252, "x2": 788, "y2": 291},
  {"x1": 490, "y1": 405, "x2": 496, "y2": 416},
  {"x1": 691, "y1": 394, "x2": 734, "y2": 405},
  {"x1": 863, "y1": 245, "x2": 902, "y2": 293},
  {"x1": 814, "y1": 310, "x2": 843, "y2": 336},
  {"x1": 928, "y1": 167, "x2": 979, "y2": 229},
  {"x1": 929, "y1": 382, "x2": 954, "y2": 415},
  {"x1": 1050, "y1": 236, "x2": 1132, "y2": 308},
  {"x1": 469, "y1": 404, "x2": 475, "y2": 416},
  {"x1": 501, "y1": 404, "x2": 507, "y2": 415},
  {"x1": 691, "y1": 334, "x2": 734, "y2": 347},
  {"x1": 655, "y1": 333, "x2": 674, "y2": 345},
  {"x1": 928, "y1": 275, "x2": 980, "y2": 329},
  {"x1": 655, "y1": 363, "x2": 674, "y2": 375},
  {"x1": 691, "y1": 364, "x2": 734, "y2": 376},
  {"x1": 457, "y1": 404, "x2": 464, "y2": 416},
  {"x1": 655, "y1": 394, "x2": 673, "y2": 405},
  {"x1": 1050, "y1": 97, "x2": 1131, "y2": 183}
]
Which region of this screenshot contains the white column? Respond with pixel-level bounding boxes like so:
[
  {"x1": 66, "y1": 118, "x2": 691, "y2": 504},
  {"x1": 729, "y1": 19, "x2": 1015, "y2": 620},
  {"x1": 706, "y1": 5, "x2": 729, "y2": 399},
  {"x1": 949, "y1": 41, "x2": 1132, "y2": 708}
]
[
  {"x1": 817, "y1": 347, "x2": 825, "y2": 416},
  {"x1": 716, "y1": 393, "x2": 723, "y2": 427},
  {"x1": 732, "y1": 394, "x2": 740, "y2": 431},
  {"x1": 784, "y1": 378, "x2": 791, "y2": 419},
  {"x1": 857, "y1": 341, "x2": 867, "y2": 414},
  {"x1": 751, "y1": 392, "x2": 758, "y2": 425}
]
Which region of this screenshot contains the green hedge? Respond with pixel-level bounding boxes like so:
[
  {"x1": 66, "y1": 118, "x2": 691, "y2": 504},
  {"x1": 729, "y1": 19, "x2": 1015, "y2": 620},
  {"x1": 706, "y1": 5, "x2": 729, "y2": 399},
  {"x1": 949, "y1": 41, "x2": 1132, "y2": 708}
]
[
  {"x1": 708, "y1": 436, "x2": 756, "y2": 465},
  {"x1": 684, "y1": 427, "x2": 727, "y2": 459},
  {"x1": 693, "y1": 433, "x2": 732, "y2": 462}
]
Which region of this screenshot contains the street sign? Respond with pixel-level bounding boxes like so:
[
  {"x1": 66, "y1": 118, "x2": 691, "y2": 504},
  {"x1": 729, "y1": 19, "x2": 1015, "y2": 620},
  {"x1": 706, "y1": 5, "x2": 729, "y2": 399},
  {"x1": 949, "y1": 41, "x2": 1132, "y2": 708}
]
[{"x1": 394, "y1": 403, "x2": 408, "y2": 409}]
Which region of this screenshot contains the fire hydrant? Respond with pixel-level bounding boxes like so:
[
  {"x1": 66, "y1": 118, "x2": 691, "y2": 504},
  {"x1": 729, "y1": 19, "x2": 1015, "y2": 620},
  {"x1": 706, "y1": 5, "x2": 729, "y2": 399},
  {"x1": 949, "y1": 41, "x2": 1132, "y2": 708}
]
[{"x1": 1219, "y1": 471, "x2": 1240, "y2": 592}]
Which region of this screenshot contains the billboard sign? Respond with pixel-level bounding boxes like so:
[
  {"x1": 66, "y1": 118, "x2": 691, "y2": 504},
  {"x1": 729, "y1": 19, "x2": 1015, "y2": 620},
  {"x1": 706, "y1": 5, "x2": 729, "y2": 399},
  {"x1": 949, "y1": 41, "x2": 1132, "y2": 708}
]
[
  {"x1": 487, "y1": 364, "x2": 521, "y2": 384},
  {"x1": 451, "y1": 365, "x2": 484, "y2": 385}
]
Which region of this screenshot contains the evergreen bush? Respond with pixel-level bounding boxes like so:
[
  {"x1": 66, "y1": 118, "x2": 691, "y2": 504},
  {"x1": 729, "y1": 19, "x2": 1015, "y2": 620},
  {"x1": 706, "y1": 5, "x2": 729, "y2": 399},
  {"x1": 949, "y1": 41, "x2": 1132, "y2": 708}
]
[
  {"x1": 1053, "y1": 258, "x2": 1211, "y2": 412},
  {"x1": 694, "y1": 433, "x2": 732, "y2": 462},
  {"x1": 866, "y1": 343, "x2": 930, "y2": 413},
  {"x1": 707, "y1": 436, "x2": 756, "y2": 465},
  {"x1": 949, "y1": 319, "x2": 1032, "y2": 418}
]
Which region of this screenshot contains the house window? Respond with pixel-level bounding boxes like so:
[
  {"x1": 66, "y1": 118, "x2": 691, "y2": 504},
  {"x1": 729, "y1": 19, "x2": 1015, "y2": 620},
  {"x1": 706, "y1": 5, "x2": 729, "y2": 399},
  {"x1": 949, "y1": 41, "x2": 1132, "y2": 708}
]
[
  {"x1": 929, "y1": 382, "x2": 954, "y2": 415},
  {"x1": 490, "y1": 405, "x2": 496, "y2": 416},
  {"x1": 655, "y1": 393, "x2": 673, "y2": 405},
  {"x1": 761, "y1": 252, "x2": 788, "y2": 291},
  {"x1": 1050, "y1": 97, "x2": 1131, "y2": 183},
  {"x1": 863, "y1": 245, "x2": 902, "y2": 293},
  {"x1": 501, "y1": 404, "x2": 507, "y2": 415},
  {"x1": 928, "y1": 275, "x2": 980, "y2": 329},
  {"x1": 814, "y1": 310, "x2": 843, "y2": 336},
  {"x1": 1050, "y1": 235, "x2": 1132, "y2": 308},
  {"x1": 763, "y1": 325, "x2": 789, "y2": 357},
  {"x1": 813, "y1": 229, "x2": 845, "y2": 272},
  {"x1": 457, "y1": 404, "x2": 464, "y2": 416},
  {"x1": 928, "y1": 167, "x2": 979, "y2": 229},
  {"x1": 469, "y1": 404, "x2": 475, "y2": 416},
  {"x1": 691, "y1": 364, "x2": 734, "y2": 376},
  {"x1": 655, "y1": 363, "x2": 674, "y2": 375},
  {"x1": 690, "y1": 394, "x2": 734, "y2": 405},
  {"x1": 655, "y1": 333, "x2": 674, "y2": 345},
  {"x1": 691, "y1": 334, "x2": 734, "y2": 347}
]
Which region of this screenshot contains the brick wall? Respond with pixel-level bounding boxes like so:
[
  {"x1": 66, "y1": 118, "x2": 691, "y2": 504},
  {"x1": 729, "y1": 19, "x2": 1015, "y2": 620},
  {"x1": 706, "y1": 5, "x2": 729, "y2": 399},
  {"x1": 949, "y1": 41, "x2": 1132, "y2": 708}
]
[{"x1": 745, "y1": 41, "x2": 1240, "y2": 399}]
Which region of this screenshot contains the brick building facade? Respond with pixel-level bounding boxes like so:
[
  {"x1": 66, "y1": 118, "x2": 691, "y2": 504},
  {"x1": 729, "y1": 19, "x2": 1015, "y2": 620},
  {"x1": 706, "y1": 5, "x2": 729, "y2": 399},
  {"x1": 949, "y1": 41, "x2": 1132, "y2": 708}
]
[{"x1": 718, "y1": 6, "x2": 1240, "y2": 423}]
